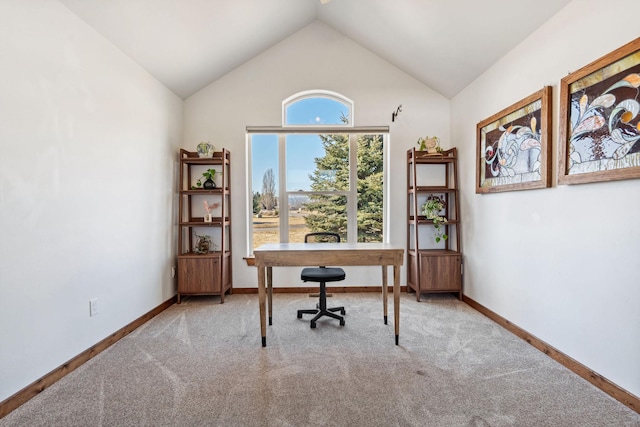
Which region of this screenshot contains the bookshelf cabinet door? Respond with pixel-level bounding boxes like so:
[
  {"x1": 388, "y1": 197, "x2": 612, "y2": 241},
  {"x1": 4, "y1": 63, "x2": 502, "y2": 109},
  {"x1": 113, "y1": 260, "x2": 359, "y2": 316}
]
[
  {"x1": 178, "y1": 255, "x2": 221, "y2": 294},
  {"x1": 419, "y1": 253, "x2": 461, "y2": 292}
]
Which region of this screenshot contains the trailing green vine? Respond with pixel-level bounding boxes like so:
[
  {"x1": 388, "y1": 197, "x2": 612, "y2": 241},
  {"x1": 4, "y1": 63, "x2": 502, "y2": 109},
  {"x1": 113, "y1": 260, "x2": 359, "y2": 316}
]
[{"x1": 422, "y1": 196, "x2": 448, "y2": 243}]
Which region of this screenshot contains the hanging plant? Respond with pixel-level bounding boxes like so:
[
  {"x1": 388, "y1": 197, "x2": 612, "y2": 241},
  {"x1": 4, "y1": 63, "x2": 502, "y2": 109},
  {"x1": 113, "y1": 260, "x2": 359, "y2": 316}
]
[{"x1": 422, "y1": 195, "x2": 448, "y2": 243}]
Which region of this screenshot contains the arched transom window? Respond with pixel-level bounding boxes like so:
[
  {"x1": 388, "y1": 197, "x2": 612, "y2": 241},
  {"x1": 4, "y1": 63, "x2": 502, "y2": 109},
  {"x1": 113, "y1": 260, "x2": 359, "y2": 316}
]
[{"x1": 283, "y1": 90, "x2": 353, "y2": 126}]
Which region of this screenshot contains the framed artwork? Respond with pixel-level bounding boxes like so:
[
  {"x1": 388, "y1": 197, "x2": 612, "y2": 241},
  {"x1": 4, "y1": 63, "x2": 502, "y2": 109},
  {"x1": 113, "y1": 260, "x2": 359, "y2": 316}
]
[
  {"x1": 558, "y1": 37, "x2": 640, "y2": 185},
  {"x1": 476, "y1": 86, "x2": 552, "y2": 194}
]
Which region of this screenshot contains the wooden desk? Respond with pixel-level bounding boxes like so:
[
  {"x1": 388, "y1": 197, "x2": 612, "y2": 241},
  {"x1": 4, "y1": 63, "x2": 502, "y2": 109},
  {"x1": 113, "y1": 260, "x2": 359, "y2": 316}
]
[{"x1": 254, "y1": 242, "x2": 404, "y2": 347}]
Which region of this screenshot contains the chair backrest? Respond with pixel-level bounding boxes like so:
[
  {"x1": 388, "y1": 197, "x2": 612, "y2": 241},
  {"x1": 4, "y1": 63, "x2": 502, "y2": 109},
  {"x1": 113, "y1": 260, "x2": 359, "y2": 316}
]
[{"x1": 304, "y1": 232, "x2": 340, "y2": 243}]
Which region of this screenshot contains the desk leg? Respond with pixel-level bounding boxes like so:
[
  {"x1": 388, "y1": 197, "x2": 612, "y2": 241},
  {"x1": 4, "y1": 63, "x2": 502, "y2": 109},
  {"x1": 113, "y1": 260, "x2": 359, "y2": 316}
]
[
  {"x1": 267, "y1": 266, "x2": 273, "y2": 326},
  {"x1": 257, "y1": 266, "x2": 267, "y2": 347},
  {"x1": 381, "y1": 265, "x2": 388, "y2": 325},
  {"x1": 394, "y1": 264, "x2": 400, "y2": 345}
]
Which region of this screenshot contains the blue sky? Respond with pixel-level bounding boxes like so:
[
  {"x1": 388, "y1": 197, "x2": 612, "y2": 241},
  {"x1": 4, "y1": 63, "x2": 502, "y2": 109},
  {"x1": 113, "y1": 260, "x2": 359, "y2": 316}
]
[{"x1": 251, "y1": 97, "x2": 348, "y2": 192}]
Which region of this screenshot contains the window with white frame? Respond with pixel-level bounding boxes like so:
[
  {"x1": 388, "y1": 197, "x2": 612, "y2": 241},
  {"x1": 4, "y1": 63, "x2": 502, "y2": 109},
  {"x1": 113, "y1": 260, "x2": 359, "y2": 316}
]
[{"x1": 248, "y1": 91, "x2": 388, "y2": 251}]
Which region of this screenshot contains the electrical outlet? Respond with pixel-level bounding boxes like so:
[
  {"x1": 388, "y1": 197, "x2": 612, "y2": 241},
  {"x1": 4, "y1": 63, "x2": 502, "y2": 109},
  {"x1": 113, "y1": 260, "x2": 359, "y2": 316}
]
[
  {"x1": 171, "y1": 266, "x2": 176, "y2": 278},
  {"x1": 89, "y1": 298, "x2": 98, "y2": 316}
]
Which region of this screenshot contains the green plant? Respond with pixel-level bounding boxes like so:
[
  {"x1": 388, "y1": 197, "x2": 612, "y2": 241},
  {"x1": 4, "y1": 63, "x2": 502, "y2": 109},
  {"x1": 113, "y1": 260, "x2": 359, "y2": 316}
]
[
  {"x1": 417, "y1": 135, "x2": 443, "y2": 153},
  {"x1": 192, "y1": 168, "x2": 217, "y2": 189},
  {"x1": 193, "y1": 232, "x2": 216, "y2": 254},
  {"x1": 422, "y1": 196, "x2": 448, "y2": 243}
]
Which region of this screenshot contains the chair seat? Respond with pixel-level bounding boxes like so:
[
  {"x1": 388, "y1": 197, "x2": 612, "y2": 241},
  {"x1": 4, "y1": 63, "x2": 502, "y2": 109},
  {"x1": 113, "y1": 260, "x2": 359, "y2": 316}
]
[{"x1": 301, "y1": 267, "x2": 345, "y2": 282}]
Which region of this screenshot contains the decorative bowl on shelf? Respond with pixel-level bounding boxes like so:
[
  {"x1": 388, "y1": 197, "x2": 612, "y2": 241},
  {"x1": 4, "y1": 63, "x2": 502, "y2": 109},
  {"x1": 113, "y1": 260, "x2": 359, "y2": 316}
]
[{"x1": 196, "y1": 142, "x2": 214, "y2": 158}]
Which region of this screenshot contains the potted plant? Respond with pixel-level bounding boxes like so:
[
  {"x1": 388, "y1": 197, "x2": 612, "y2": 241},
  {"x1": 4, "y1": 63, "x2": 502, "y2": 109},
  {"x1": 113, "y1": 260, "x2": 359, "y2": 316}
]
[
  {"x1": 192, "y1": 168, "x2": 217, "y2": 189},
  {"x1": 193, "y1": 232, "x2": 216, "y2": 254},
  {"x1": 422, "y1": 195, "x2": 448, "y2": 243},
  {"x1": 417, "y1": 135, "x2": 443, "y2": 154},
  {"x1": 196, "y1": 141, "x2": 214, "y2": 158}
]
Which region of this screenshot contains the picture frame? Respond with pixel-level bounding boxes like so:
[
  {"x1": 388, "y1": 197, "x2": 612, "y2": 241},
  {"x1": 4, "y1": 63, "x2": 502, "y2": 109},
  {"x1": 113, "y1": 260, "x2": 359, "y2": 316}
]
[
  {"x1": 558, "y1": 37, "x2": 640, "y2": 185},
  {"x1": 476, "y1": 86, "x2": 552, "y2": 194}
]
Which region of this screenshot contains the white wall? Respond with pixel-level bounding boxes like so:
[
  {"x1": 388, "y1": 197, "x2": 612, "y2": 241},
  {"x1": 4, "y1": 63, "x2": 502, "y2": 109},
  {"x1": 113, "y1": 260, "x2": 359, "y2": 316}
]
[
  {"x1": 0, "y1": 0, "x2": 182, "y2": 402},
  {"x1": 452, "y1": 0, "x2": 640, "y2": 397},
  {"x1": 183, "y1": 21, "x2": 450, "y2": 288}
]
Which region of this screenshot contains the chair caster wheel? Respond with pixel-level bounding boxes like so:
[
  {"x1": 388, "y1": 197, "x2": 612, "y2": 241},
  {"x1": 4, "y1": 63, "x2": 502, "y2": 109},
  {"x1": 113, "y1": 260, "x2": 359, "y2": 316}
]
[
  {"x1": 341, "y1": 309, "x2": 346, "y2": 315},
  {"x1": 297, "y1": 313, "x2": 302, "y2": 319},
  {"x1": 340, "y1": 319, "x2": 345, "y2": 326},
  {"x1": 311, "y1": 322, "x2": 316, "y2": 329}
]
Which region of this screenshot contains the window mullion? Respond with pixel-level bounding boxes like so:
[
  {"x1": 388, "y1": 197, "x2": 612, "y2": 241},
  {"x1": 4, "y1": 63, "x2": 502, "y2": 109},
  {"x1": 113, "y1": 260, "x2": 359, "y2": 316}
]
[
  {"x1": 279, "y1": 134, "x2": 288, "y2": 243},
  {"x1": 347, "y1": 134, "x2": 358, "y2": 242}
]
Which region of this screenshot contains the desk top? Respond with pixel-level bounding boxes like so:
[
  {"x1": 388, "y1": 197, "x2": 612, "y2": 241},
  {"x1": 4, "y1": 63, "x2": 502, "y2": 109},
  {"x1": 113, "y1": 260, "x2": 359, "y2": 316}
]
[{"x1": 253, "y1": 242, "x2": 404, "y2": 267}]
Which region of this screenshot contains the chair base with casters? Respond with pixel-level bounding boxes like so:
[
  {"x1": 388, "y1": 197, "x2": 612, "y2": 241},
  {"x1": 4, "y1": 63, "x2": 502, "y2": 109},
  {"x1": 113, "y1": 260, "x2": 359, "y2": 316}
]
[{"x1": 297, "y1": 267, "x2": 346, "y2": 328}]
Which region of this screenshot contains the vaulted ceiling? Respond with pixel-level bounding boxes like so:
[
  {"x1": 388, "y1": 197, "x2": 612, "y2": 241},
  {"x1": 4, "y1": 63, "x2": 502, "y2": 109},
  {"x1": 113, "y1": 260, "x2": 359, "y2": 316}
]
[{"x1": 59, "y1": 0, "x2": 572, "y2": 99}]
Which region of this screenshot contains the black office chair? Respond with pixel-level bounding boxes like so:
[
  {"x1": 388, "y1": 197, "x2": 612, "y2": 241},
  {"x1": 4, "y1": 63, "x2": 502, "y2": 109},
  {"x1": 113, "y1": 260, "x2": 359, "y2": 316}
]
[{"x1": 297, "y1": 232, "x2": 346, "y2": 328}]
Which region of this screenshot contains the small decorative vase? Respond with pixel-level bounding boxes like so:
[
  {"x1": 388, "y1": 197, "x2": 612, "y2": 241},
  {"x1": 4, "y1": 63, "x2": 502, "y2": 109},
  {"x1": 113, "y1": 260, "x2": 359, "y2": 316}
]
[
  {"x1": 203, "y1": 178, "x2": 216, "y2": 189},
  {"x1": 196, "y1": 142, "x2": 214, "y2": 158}
]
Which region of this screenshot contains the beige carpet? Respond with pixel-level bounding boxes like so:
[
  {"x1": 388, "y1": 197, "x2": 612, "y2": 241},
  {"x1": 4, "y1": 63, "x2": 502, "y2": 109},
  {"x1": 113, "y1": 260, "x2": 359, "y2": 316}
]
[{"x1": 2, "y1": 293, "x2": 639, "y2": 427}]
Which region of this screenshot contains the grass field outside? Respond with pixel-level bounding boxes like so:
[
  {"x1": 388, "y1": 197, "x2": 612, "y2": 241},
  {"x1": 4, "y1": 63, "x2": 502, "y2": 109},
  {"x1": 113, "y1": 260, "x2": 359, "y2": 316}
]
[{"x1": 252, "y1": 213, "x2": 310, "y2": 249}]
